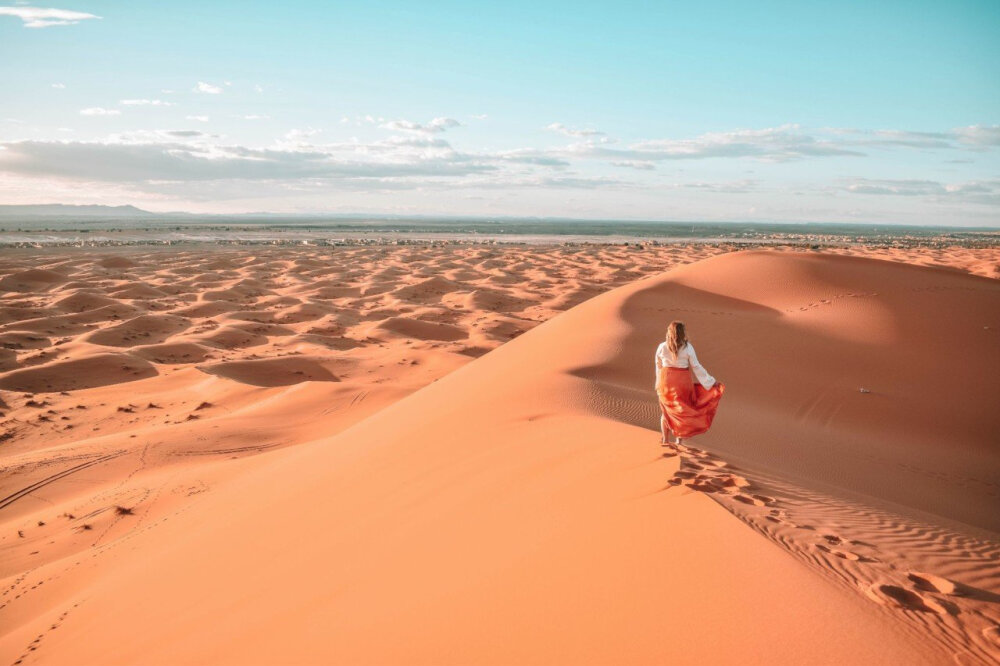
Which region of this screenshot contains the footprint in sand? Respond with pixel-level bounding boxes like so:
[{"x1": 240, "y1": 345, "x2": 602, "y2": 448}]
[
  {"x1": 733, "y1": 493, "x2": 775, "y2": 507},
  {"x1": 815, "y1": 543, "x2": 862, "y2": 561},
  {"x1": 865, "y1": 583, "x2": 954, "y2": 614},
  {"x1": 907, "y1": 572, "x2": 966, "y2": 596}
]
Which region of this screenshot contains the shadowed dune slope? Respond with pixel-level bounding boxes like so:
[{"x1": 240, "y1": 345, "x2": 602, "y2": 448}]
[
  {"x1": 574, "y1": 251, "x2": 1000, "y2": 532},
  {"x1": 1, "y1": 251, "x2": 971, "y2": 665}
]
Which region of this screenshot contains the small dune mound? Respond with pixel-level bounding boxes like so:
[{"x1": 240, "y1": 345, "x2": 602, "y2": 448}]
[
  {"x1": 97, "y1": 256, "x2": 138, "y2": 269},
  {"x1": 542, "y1": 284, "x2": 603, "y2": 310},
  {"x1": 86, "y1": 314, "x2": 192, "y2": 347},
  {"x1": 389, "y1": 277, "x2": 464, "y2": 303},
  {"x1": 0, "y1": 306, "x2": 49, "y2": 326},
  {"x1": 0, "y1": 348, "x2": 17, "y2": 372},
  {"x1": 454, "y1": 289, "x2": 536, "y2": 313},
  {"x1": 227, "y1": 310, "x2": 277, "y2": 324},
  {"x1": 203, "y1": 279, "x2": 273, "y2": 303},
  {"x1": 310, "y1": 285, "x2": 362, "y2": 299},
  {"x1": 5, "y1": 303, "x2": 145, "y2": 335},
  {"x1": 230, "y1": 322, "x2": 296, "y2": 337},
  {"x1": 173, "y1": 301, "x2": 241, "y2": 318},
  {"x1": 294, "y1": 334, "x2": 364, "y2": 351},
  {"x1": 472, "y1": 314, "x2": 535, "y2": 342},
  {"x1": 0, "y1": 353, "x2": 157, "y2": 391},
  {"x1": 198, "y1": 326, "x2": 270, "y2": 349},
  {"x1": 108, "y1": 282, "x2": 168, "y2": 300},
  {"x1": 53, "y1": 291, "x2": 121, "y2": 313},
  {"x1": 0, "y1": 332, "x2": 50, "y2": 350},
  {"x1": 371, "y1": 317, "x2": 468, "y2": 342},
  {"x1": 132, "y1": 342, "x2": 213, "y2": 364},
  {"x1": 199, "y1": 356, "x2": 340, "y2": 386},
  {"x1": 274, "y1": 303, "x2": 335, "y2": 324},
  {"x1": 0, "y1": 269, "x2": 69, "y2": 293},
  {"x1": 456, "y1": 345, "x2": 491, "y2": 358}
]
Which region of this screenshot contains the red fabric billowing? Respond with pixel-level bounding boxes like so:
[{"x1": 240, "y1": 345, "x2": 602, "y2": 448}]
[{"x1": 657, "y1": 367, "x2": 724, "y2": 438}]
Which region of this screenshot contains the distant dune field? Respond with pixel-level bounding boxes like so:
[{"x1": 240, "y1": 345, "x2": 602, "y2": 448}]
[{"x1": 1, "y1": 243, "x2": 998, "y2": 665}]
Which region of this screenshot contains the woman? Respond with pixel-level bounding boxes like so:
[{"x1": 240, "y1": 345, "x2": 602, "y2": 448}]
[{"x1": 654, "y1": 321, "x2": 725, "y2": 446}]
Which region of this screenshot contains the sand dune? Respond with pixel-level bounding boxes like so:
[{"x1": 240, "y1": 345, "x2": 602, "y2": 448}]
[{"x1": 1, "y1": 244, "x2": 998, "y2": 664}]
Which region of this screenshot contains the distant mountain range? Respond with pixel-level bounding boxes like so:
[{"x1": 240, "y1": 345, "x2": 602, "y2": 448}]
[{"x1": 0, "y1": 204, "x2": 165, "y2": 219}]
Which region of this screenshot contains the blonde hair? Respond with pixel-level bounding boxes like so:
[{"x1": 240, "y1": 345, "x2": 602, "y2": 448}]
[{"x1": 666, "y1": 321, "x2": 688, "y2": 359}]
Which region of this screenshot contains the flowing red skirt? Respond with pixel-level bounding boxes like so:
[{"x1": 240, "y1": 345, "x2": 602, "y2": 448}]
[{"x1": 657, "y1": 367, "x2": 725, "y2": 438}]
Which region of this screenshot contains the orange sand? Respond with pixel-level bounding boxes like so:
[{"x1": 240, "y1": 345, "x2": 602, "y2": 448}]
[{"x1": 1, "y1": 243, "x2": 998, "y2": 664}]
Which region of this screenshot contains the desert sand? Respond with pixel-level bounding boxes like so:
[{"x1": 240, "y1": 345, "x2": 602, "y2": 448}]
[{"x1": 1, "y1": 242, "x2": 998, "y2": 664}]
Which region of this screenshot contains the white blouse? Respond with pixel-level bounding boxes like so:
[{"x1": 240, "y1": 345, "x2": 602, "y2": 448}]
[{"x1": 655, "y1": 341, "x2": 716, "y2": 389}]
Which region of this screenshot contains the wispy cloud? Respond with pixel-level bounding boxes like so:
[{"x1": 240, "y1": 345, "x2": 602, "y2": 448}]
[
  {"x1": 120, "y1": 99, "x2": 176, "y2": 107},
  {"x1": 0, "y1": 6, "x2": 100, "y2": 28},
  {"x1": 681, "y1": 179, "x2": 758, "y2": 193},
  {"x1": 1, "y1": 122, "x2": 997, "y2": 214},
  {"x1": 621, "y1": 125, "x2": 862, "y2": 161},
  {"x1": 79, "y1": 107, "x2": 120, "y2": 116},
  {"x1": 0, "y1": 135, "x2": 496, "y2": 184},
  {"x1": 185, "y1": 115, "x2": 209, "y2": 122},
  {"x1": 241, "y1": 114, "x2": 270, "y2": 120},
  {"x1": 51, "y1": 82, "x2": 66, "y2": 89},
  {"x1": 194, "y1": 81, "x2": 223, "y2": 94},
  {"x1": 546, "y1": 122, "x2": 606, "y2": 138},
  {"x1": 610, "y1": 160, "x2": 655, "y2": 170},
  {"x1": 380, "y1": 117, "x2": 461, "y2": 134},
  {"x1": 952, "y1": 125, "x2": 1000, "y2": 147},
  {"x1": 830, "y1": 125, "x2": 1000, "y2": 150},
  {"x1": 843, "y1": 177, "x2": 1000, "y2": 203}
]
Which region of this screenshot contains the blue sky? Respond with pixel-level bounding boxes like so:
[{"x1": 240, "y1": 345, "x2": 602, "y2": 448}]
[{"x1": 1, "y1": 1, "x2": 998, "y2": 224}]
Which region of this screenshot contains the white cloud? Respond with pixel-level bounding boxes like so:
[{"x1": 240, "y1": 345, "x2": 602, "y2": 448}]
[
  {"x1": 2, "y1": 121, "x2": 997, "y2": 218},
  {"x1": 120, "y1": 99, "x2": 176, "y2": 107},
  {"x1": 79, "y1": 107, "x2": 120, "y2": 116},
  {"x1": 0, "y1": 6, "x2": 100, "y2": 28},
  {"x1": 380, "y1": 117, "x2": 461, "y2": 134},
  {"x1": 953, "y1": 125, "x2": 1000, "y2": 147},
  {"x1": 0, "y1": 137, "x2": 496, "y2": 184},
  {"x1": 621, "y1": 125, "x2": 862, "y2": 161},
  {"x1": 546, "y1": 122, "x2": 606, "y2": 138},
  {"x1": 830, "y1": 125, "x2": 1000, "y2": 151},
  {"x1": 185, "y1": 115, "x2": 209, "y2": 122},
  {"x1": 471, "y1": 114, "x2": 488, "y2": 120},
  {"x1": 283, "y1": 128, "x2": 321, "y2": 143},
  {"x1": 51, "y1": 82, "x2": 66, "y2": 89},
  {"x1": 681, "y1": 179, "x2": 757, "y2": 193},
  {"x1": 194, "y1": 81, "x2": 223, "y2": 94},
  {"x1": 610, "y1": 160, "x2": 655, "y2": 170},
  {"x1": 241, "y1": 114, "x2": 270, "y2": 120},
  {"x1": 254, "y1": 84, "x2": 264, "y2": 94},
  {"x1": 843, "y1": 178, "x2": 1000, "y2": 203}
]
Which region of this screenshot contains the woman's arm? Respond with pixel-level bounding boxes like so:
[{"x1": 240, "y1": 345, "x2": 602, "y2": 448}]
[
  {"x1": 653, "y1": 344, "x2": 664, "y2": 389},
  {"x1": 687, "y1": 345, "x2": 716, "y2": 389}
]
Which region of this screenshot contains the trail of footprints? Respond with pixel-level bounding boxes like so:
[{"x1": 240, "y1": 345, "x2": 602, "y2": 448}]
[
  {"x1": 3, "y1": 478, "x2": 213, "y2": 665},
  {"x1": 663, "y1": 441, "x2": 1000, "y2": 663}
]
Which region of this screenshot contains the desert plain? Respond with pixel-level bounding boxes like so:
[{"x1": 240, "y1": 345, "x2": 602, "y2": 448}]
[{"x1": 0, "y1": 240, "x2": 998, "y2": 665}]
